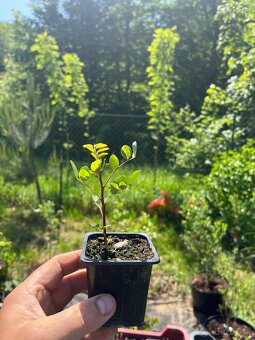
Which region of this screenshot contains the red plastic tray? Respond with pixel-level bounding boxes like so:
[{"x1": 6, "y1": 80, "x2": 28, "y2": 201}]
[{"x1": 116, "y1": 325, "x2": 190, "y2": 339}]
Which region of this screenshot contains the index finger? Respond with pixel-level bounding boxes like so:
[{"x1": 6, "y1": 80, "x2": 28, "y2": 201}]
[{"x1": 28, "y1": 250, "x2": 84, "y2": 291}]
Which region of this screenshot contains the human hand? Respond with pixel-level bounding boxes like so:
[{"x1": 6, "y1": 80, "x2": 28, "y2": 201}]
[{"x1": 0, "y1": 250, "x2": 117, "y2": 340}]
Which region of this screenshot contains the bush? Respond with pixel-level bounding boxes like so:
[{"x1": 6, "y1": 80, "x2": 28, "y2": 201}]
[
  {"x1": 0, "y1": 232, "x2": 16, "y2": 291},
  {"x1": 181, "y1": 194, "x2": 227, "y2": 274},
  {"x1": 166, "y1": 107, "x2": 237, "y2": 174},
  {"x1": 205, "y1": 141, "x2": 255, "y2": 251},
  {"x1": 0, "y1": 176, "x2": 36, "y2": 208},
  {"x1": 214, "y1": 251, "x2": 255, "y2": 325}
]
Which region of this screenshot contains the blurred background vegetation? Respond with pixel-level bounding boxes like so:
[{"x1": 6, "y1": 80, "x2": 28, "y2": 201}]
[{"x1": 0, "y1": 0, "x2": 255, "y2": 324}]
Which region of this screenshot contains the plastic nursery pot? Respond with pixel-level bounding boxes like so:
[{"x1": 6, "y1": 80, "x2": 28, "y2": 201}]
[
  {"x1": 191, "y1": 285, "x2": 223, "y2": 316},
  {"x1": 80, "y1": 232, "x2": 160, "y2": 327},
  {"x1": 204, "y1": 314, "x2": 255, "y2": 340},
  {"x1": 190, "y1": 275, "x2": 228, "y2": 316},
  {"x1": 116, "y1": 325, "x2": 190, "y2": 340}
]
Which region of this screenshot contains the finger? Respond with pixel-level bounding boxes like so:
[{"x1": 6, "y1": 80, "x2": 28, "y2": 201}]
[
  {"x1": 29, "y1": 294, "x2": 116, "y2": 340},
  {"x1": 28, "y1": 250, "x2": 83, "y2": 291},
  {"x1": 51, "y1": 269, "x2": 87, "y2": 311},
  {"x1": 84, "y1": 326, "x2": 118, "y2": 340}
]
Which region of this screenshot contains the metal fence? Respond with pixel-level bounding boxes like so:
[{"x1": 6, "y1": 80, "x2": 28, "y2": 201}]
[{"x1": 68, "y1": 112, "x2": 162, "y2": 165}]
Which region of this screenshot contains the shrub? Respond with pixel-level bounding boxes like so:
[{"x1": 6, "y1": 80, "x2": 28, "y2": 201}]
[
  {"x1": 181, "y1": 195, "x2": 227, "y2": 275},
  {"x1": 0, "y1": 232, "x2": 16, "y2": 291},
  {"x1": 214, "y1": 251, "x2": 255, "y2": 325},
  {"x1": 205, "y1": 141, "x2": 255, "y2": 251},
  {"x1": 166, "y1": 107, "x2": 238, "y2": 174}
]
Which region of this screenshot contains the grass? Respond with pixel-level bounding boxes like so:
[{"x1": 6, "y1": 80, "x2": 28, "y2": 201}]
[
  {"x1": 0, "y1": 166, "x2": 196, "y2": 283},
  {"x1": 1, "y1": 165, "x2": 255, "y2": 326}
]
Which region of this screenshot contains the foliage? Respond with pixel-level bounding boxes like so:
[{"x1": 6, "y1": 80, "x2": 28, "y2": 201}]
[
  {"x1": 166, "y1": 106, "x2": 238, "y2": 173},
  {"x1": 70, "y1": 142, "x2": 139, "y2": 253},
  {"x1": 29, "y1": 0, "x2": 221, "y2": 114},
  {"x1": 147, "y1": 27, "x2": 179, "y2": 141},
  {"x1": 180, "y1": 140, "x2": 255, "y2": 274},
  {"x1": 0, "y1": 177, "x2": 37, "y2": 209},
  {"x1": 31, "y1": 32, "x2": 93, "y2": 135},
  {"x1": 0, "y1": 22, "x2": 13, "y2": 71},
  {"x1": 214, "y1": 251, "x2": 255, "y2": 325},
  {"x1": 205, "y1": 141, "x2": 255, "y2": 252},
  {"x1": 167, "y1": 104, "x2": 245, "y2": 173},
  {"x1": 181, "y1": 194, "x2": 227, "y2": 275},
  {"x1": 37, "y1": 200, "x2": 63, "y2": 258},
  {"x1": 0, "y1": 232, "x2": 16, "y2": 291},
  {"x1": 147, "y1": 27, "x2": 179, "y2": 185},
  {"x1": 0, "y1": 77, "x2": 54, "y2": 202},
  {"x1": 0, "y1": 57, "x2": 26, "y2": 107},
  {"x1": 207, "y1": 0, "x2": 255, "y2": 139}
]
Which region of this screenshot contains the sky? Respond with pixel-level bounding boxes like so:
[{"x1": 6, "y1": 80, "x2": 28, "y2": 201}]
[{"x1": 0, "y1": 0, "x2": 32, "y2": 22}]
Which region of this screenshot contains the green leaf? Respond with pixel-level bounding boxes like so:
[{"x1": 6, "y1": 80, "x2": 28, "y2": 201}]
[
  {"x1": 110, "y1": 182, "x2": 120, "y2": 195},
  {"x1": 88, "y1": 223, "x2": 100, "y2": 230},
  {"x1": 132, "y1": 141, "x2": 137, "y2": 158},
  {"x1": 70, "y1": 160, "x2": 78, "y2": 178},
  {"x1": 91, "y1": 159, "x2": 101, "y2": 172},
  {"x1": 130, "y1": 170, "x2": 141, "y2": 184},
  {"x1": 117, "y1": 175, "x2": 127, "y2": 183},
  {"x1": 109, "y1": 154, "x2": 119, "y2": 170},
  {"x1": 78, "y1": 166, "x2": 91, "y2": 180},
  {"x1": 119, "y1": 181, "x2": 127, "y2": 190},
  {"x1": 92, "y1": 195, "x2": 102, "y2": 213},
  {"x1": 121, "y1": 145, "x2": 132, "y2": 159}
]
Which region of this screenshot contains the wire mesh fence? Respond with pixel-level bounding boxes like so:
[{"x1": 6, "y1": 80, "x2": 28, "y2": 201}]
[{"x1": 61, "y1": 112, "x2": 166, "y2": 165}]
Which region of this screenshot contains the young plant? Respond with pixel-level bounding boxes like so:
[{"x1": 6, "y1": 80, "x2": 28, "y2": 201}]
[{"x1": 70, "y1": 142, "x2": 140, "y2": 254}]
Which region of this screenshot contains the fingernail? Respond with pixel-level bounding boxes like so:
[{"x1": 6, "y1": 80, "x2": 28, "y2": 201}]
[{"x1": 96, "y1": 294, "x2": 115, "y2": 316}]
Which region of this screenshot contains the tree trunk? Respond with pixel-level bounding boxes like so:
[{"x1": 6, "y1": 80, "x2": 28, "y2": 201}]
[{"x1": 29, "y1": 148, "x2": 42, "y2": 204}]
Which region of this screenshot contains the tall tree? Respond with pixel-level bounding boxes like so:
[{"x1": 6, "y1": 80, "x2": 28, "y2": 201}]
[
  {"x1": 0, "y1": 77, "x2": 54, "y2": 202},
  {"x1": 147, "y1": 27, "x2": 180, "y2": 185},
  {"x1": 31, "y1": 32, "x2": 93, "y2": 204}
]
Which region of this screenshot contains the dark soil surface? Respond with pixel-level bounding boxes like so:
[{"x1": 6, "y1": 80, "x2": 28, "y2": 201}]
[
  {"x1": 85, "y1": 235, "x2": 154, "y2": 261},
  {"x1": 191, "y1": 273, "x2": 228, "y2": 293},
  {"x1": 206, "y1": 317, "x2": 255, "y2": 340}
]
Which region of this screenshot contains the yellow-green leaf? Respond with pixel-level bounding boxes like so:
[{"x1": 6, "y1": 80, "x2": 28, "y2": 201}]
[
  {"x1": 78, "y1": 166, "x2": 91, "y2": 180},
  {"x1": 110, "y1": 182, "x2": 120, "y2": 195},
  {"x1": 109, "y1": 154, "x2": 119, "y2": 170},
  {"x1": 121, "y1": 145, "x2": 132, "y2": 159},
  {"x1": 83, "y1": 144, "x2": 94, "y2": 152},
  {"x1": 91, "y1": 159, "x2": 101, "y2": 172}
]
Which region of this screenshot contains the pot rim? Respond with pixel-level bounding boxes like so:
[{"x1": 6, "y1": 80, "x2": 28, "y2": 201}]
[
  {"x1": 204, "y1": 314, "x2": 255, "y2": 331},
  {"x1": 190, "y1": 273, "x2": 228, "y2": 295},
  {"x1": 80, "y1": 232, "x2": 160, "y2": 266}
]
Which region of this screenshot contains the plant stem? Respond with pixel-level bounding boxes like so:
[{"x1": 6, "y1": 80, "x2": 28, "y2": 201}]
[
  {"x1": 103, "y1": 157, "x2": 132, "y2": 188},
  {"x1": 99, "y1": 172, "x2": 109, "y2": 255}
]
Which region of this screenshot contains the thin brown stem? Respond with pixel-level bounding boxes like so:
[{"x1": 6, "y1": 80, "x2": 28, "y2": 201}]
[
  {"x1": 103, "y1": 157, "x2": 133, "y2": 189},
  {"x1": 99, "y1": 171, "x2": 109, "y2": 256}
]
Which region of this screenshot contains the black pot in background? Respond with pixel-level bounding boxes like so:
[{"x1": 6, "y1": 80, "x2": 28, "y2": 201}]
[
  {"x1": 80, "y1": 232, "x2": 160, "y2": 326},
  {"x1": 191, "y1": 284, "x2": 224, "y2": 316},
  {"x1": 204, "y1": 314, "x2": 255, "y2": 339}
]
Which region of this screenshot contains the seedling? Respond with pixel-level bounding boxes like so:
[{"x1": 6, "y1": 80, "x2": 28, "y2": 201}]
[{"x1": 70, "y1": 141, "x2": 140, "y2": 255}]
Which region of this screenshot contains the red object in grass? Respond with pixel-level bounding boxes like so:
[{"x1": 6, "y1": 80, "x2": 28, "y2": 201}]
[
  {"x1": 116, "y1": 325, "x2": 190, "y2": 340},
  {"x1": 148, "y1": 190, "x2": 179, "y2": 215}
]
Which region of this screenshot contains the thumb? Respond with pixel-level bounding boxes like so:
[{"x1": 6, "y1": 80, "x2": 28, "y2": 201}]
[{"x1": 31, "y1": 294, "x2": 116, "y2": 340}]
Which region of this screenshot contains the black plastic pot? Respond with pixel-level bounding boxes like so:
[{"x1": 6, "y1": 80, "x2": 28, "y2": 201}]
[
  {"x1": 80, "y1": 232, "x2": 160, "y2": 326},
  {"x1": 204, "y1": 314, "x2": 255, "y2": 339},
  {"x1": 191, "y1": 284, "x2": 224, "y2": 315}
]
